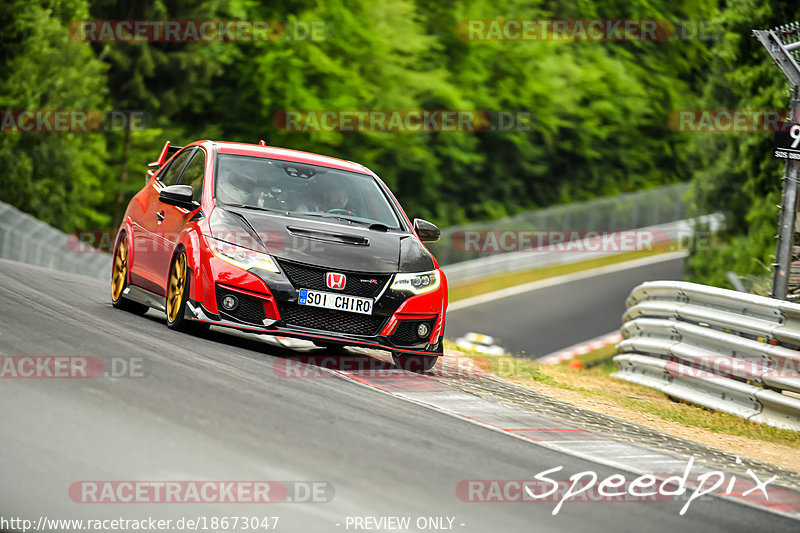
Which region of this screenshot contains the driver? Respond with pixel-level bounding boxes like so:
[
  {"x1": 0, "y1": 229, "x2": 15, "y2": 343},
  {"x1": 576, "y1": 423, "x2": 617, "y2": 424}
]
[
  {"x1": 320, "y1": 182, "x2": 355, "y2": 215},
  {"x1": 325, "y1": 188, "x2": 349, "y2": 210},
  {"x1": 217, "y1": 169, "x2": 257, "y2": 205}
]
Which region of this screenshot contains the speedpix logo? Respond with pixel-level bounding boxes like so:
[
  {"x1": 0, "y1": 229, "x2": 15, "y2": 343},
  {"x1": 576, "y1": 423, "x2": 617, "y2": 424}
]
[{"x1": 457, "y1": 458, "x2": 777, "y2": 516}]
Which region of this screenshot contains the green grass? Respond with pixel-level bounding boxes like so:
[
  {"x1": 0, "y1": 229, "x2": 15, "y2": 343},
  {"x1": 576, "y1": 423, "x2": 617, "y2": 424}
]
[
  {"x1": 568, "y1": 343, "x2": 618, "y2": 368},
  {"x1": 445, "y1": 342, "x2": 800, "y2": 448}
]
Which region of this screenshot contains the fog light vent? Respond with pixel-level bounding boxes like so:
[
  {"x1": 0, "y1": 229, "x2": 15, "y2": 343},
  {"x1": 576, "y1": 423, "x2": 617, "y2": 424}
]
[
  {"x1": 417, "y1": 323, "x2": 431, "y2": 338},
  {"x1": 222, "y1": 294, "x2": 239, "y2": 311}
]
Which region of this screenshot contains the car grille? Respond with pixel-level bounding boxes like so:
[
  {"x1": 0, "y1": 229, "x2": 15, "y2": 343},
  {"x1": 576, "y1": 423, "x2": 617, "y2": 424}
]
[
  {"x1": 216, "y1": 286, "x2": 266, "y2": 325},
  {"x1": 281, "y1": 303, "x2": 387, "y2": 336},
  {"x1": 278, "y1": 260, "x2": 390, "y2": 298},
  {"x1": 392, "y1": 319, "x2": 435, "y2": 345}
]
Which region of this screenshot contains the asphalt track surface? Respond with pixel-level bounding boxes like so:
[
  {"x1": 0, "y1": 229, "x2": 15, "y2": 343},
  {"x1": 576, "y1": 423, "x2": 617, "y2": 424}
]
[
  {"x1": 446, "y1": 255, "x2": 685, "y2": 357},
  {"x1": 0, "y1": 258, "x2": 795, "y2": 532}
]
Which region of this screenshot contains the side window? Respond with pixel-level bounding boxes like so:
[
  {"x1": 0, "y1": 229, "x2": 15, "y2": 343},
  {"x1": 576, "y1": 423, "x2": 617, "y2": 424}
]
[
  {"x1": 180, "y1": 150, "x2": 206, "y2": 202},
  {"x1": 158, "y1": 149, "x2": 194, "y2": 186}
]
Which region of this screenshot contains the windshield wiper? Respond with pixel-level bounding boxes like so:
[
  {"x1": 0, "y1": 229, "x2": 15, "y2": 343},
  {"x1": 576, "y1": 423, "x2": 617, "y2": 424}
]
[
  {"x1": 223, "y1": 204, "x2": 290, "y2": 215},
  {"x1": 294, "y1": 212, "x2": 366, "y2": 225},
  {"x1": 227, "y1": 208, "x2": 396, "y2": 230},
  {"x1": 294, "y1": 213, "x2": 397, "y2": 231}
]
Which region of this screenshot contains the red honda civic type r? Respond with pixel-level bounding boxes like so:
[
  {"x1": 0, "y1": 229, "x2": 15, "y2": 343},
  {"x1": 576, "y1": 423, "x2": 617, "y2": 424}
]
[{"x1": 111, "y1": 140, "x2": 448, "y2": 372}]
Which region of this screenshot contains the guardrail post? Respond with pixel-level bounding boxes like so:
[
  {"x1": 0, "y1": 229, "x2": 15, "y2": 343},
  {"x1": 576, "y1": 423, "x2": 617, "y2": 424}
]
[{"x1": 772, "y1": 86, "x2": 800, "y2": 300}]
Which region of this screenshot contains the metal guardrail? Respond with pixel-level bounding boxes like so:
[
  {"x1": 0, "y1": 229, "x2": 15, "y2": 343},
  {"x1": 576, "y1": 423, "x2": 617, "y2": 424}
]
[
  {"x1": 613, "y1": 280, "x2": 800, "y2": 431},
  {"x1": 442, "y1": 215, "x2": 722, "y2": 286},
  {"x1": 0, "y1": 201, "x2": 109, "y2": 279},
  {"x1": 431, "y1": 183, "x2": 692, "y2": 266}
]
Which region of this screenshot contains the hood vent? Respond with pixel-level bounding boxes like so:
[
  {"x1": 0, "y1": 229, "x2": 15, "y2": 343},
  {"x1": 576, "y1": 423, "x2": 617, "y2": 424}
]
[{"x1": 287, "y1": 226, "x2": 369, "y2": 246}]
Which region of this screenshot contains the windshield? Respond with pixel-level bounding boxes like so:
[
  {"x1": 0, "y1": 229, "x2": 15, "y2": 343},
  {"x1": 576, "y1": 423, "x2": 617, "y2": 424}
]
[{"x1": 214, "y1": 155, "x2": 403, "y2": 229}]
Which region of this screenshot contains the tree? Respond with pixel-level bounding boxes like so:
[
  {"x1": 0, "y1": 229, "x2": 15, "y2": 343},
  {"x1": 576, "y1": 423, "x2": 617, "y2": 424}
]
[
  {"x1": 685, "y1": 0, "x2": 797, "y2": 290},
  {"x1": 0, "y1": 0, "x2": 110, "y2": 232}
]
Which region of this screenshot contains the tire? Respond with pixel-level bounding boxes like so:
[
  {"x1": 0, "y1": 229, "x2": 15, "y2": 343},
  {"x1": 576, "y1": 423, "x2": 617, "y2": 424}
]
[
  {"x1": 165, "y1": 249, "x2": 211, "y2": 334},
  {"x1": 391, "y1": 352, "x2": 439, "y2": 373},
  {"x1": 111, "y1": 232, "x2": 149, "y2": 316},
  {"x1": 166, "y1": 250, "x2": 191, "y2": 331}
]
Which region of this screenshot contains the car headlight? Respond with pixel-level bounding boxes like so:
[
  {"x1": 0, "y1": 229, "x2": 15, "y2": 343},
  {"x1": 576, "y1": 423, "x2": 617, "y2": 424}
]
[
  {"x1": 390, "y1": 270, "x2": 440, "y2": 294},
  {"x1": 207, "y1": 237, "x2": 280, "y2": 273}
]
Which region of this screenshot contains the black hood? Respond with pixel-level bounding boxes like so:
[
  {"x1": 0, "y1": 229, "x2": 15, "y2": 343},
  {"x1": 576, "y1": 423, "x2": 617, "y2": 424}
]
[{"x1": 209, "y1": 206, "x2": 434, "y2": 273}]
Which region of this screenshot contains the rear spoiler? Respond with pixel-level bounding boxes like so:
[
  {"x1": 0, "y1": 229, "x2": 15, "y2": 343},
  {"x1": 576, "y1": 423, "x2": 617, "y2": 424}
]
[{"x1": 147, "y1": 141, "x2": 183, "y2": 168}]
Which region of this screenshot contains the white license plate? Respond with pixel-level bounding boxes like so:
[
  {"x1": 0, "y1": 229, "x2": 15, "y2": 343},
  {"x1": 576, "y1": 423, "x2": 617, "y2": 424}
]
[{"x1": 298, "y1": 289, "x2": 374, "y2": 315}]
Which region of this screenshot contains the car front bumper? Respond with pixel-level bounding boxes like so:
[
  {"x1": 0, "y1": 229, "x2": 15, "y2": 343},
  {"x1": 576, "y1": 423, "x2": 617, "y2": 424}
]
[{"x1": 185, "y1": 254, "x2": 447, "y2": 355}]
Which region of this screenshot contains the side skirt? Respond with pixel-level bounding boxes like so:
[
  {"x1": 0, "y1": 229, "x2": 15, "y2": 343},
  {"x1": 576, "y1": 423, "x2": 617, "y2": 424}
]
[{"x1": 123, "y1": 285, "x2": 166, "y2": 313}]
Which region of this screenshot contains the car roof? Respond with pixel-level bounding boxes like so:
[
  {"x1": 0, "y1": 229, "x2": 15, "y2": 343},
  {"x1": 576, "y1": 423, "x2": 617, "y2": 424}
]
[{"x1": 211, "y1": 141, "x2": 372, "y2": 175}]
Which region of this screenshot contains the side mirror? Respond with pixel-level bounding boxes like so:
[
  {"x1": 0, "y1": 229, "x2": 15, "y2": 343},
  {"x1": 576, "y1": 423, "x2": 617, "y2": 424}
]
[
  {"x1": 413, "y1": 218, "x2": 440, "y2": 242},
  {"x1": 159, "y1": 185, "x2": 198, "y2": 210}
]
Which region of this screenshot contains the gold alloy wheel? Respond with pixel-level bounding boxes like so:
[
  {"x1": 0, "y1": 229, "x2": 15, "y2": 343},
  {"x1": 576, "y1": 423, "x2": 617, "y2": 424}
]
[
  {"x1": 111, "y1": 235, "x2": 128, "y2": 301},
  {"x1": 166, "y1": 252, "x2": 187, "y2": 323}
]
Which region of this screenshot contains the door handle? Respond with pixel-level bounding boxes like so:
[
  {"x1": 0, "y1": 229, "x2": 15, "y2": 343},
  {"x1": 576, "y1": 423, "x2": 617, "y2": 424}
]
[{"x1": 156, "y1": 211, "x2": 165, "y2": 221}]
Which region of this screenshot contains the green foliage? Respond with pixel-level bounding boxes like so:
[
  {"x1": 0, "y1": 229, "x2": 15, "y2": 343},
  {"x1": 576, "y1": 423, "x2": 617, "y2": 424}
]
[
  {"x1": 0, "y1": 0, "x2": 110, "y2": 231},
  {"x1": 0, "y1": 0, "x2": 789, "y2": 295},
  {"x1": 685, "y1": 0, "x2": 797, "y2": 290}
]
